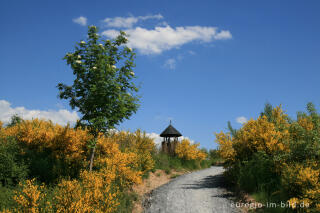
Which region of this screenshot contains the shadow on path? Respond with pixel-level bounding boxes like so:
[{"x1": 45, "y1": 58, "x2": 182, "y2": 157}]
[
  {"x1": 181, "y1": 173, "x2": 235, "y2": 199},
  {"x1": 182, "y1": 174, "x2": 227, "y2": 189}
]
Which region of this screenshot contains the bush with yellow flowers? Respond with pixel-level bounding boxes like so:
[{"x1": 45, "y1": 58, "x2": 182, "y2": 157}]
[
  {"x1": 0, "y1": 118, "x2": 157, "y2": 212},
  {"x1": 175, "y1": 139, "x2": 207, "y2": 161},
  {"x1": 216, "y1": 103, "x2": 320, "y2": 212},
  {"x1": 53, "y1": 170, "x2": 121, "y2": 213},
  {"x1": 107, "y1": 129, "x2": 156, "y2": 174},
  {"x1": 0, "y1": 119, "x2": 91, "y2": 183}
]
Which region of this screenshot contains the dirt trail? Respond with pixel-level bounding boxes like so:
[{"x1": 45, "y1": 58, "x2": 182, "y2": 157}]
[{"x1": 143, "y1": 166, "x2": 241, "y2": 213}]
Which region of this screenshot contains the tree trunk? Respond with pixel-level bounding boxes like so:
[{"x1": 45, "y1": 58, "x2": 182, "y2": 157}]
[{"x1": 89, "y1": 145, "x2": 96, "y2": 172}]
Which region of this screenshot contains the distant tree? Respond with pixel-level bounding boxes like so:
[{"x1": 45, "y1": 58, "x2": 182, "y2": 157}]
[
  {"x1": 209, "y1": 149, "x2": 220, "y2": 160},
  {"x1": 260, "y1": 102, "x2": 273, "y2": 122},
  {"x1": 7, "y1": 114, "x2": 23, "y2": 127},
  {"x1": 57, "y1": 26, "x2": 140, "y2": 171},
  {"x1": 227, "y1": 121, "x2": 237, "y2": 137}
]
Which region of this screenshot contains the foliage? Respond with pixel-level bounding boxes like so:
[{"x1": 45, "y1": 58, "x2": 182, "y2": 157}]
[
  {"x1": 175, "y1": 139, "x2": 207, "y2": 161},
  {"x1": 0, "y1": 118, "x2": 156, "y2": 212},
  {"x1": 0, "y1": 186, "x2": 15, "y2": 211},
  {"x1": 7, "y1": 115, "x2": 22, "y2": 128},
  {"x1": 58, "y1": 26, "x2": 139, "y2": 135},
  {"x1": 54, "y1": 170, "x2": 120, "y2": 213},
  {"x1": 227, "y1": 121, "x2": 237, "y2": 137},
  {"x1": 208, "y1": 149, "x2": 223, "y2": 165},
  {"x1": 0, "y1": 137, "x2": 29, "y2": 186},
  {"x1": 153, "y1": 150, "x2": 211, "y2": 173},
  {"x1": 0, "y1": 117, "x2": 212, "y2": 212},
  {"x1": 0, "y1": 119, "x2": 90, "y2": 183},
  {"x1": 57, "y1": 26, "x2": 140, "y2": 171},
  {"x1": 13, "y1": 179, "x2": 48, "y2": 213},
  {"x1": 107, "y1": 129, "x2": 156, "y2": 174},
  {"x1": 216, "y1": 103, "x2": 320, "y2": 212}
]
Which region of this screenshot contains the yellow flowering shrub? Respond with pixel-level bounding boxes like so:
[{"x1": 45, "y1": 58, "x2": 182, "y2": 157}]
[
  {"x1": 0, "y1": 118, "x2": 154, "y2": 212},
  {"x1": 54, "y1": 171, "x2": 119, "y2": 213},
  {"x1": 215, "y1": 132, "x2": 235, "y2": 164},
  {"x1": 238, "y1": 116, "x2": 289, "y2": 154},
  {"x1": 216, "y1": 104, "x2": 320, "y2": 212},
  {"x1": 282, "y1": 162, "x2": 320, "y2": 211},
  {"x1": 80, "y1": 170, "x2": 119, "y2": 212},
  {"x1": 0, "y1": 210, "x2": 12, "y2": 213},
  {"x1": 0, "y1": 119, "x2": 91, "y2": 163},
  {"x1": 270, "y1": 106, "x2": 289, "y2": 128},
  {"x1": 12, "y1": 179, "x2": 50, "y2": 213},
  {"x1": 5, "y1": 136, "x2": 143, "y2": 213},
  {"x1": 54, "y1": 179, "x2": 84, "y2": 212},
  {"x1": 0, "y1": 124, "x2": 19, "y2": 141},
  {"x1": 10, "y1": 171, "x2": 120, "y2": 213},
  {"x1": 216, "y1": 110, "x2": 290, "y2": 166},
  {"x1": 96, "y1": 136, "x2": 143, "y2": 187},
  {"x1": 298, "y1": 117, "x2": 314, "y2": 131},
  {"x1": 175, "y1": 139, "x2": 207, "y2": 161},
  {"x1": 108, "y1": 130, "x2": 155, "y2": 173}
]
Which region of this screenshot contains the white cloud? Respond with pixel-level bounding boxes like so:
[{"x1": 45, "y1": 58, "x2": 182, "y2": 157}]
[
  {"x1": 214, "y1": 30, "x2": 232, "y2": 40},
  {"x1": 102, "y1": 25, "x2": 232, "y2": 55},
  {"x1": 103, "y1": 14, "x2": 163, "y2": 28},
  {"x1": 0, "y1": 100, "x2": 79, "y2": 126},
  {"x1": 164, "y1": 58, "x2": 176, "y2": 70},
  {"x1": 236, "y1": 116, "x2": 247, "y2": 124},
  {"x1": 145, "y1": 132, "x2": 163, "y2": 146},
  {"x1": 73, "y1": 16, "x2": 87, "y2": 26}
]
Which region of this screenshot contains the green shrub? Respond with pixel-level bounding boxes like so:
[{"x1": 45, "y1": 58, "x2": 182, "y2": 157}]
[
  {"x1": 153, "y1": 151, "x2": 211, "y2": 172},
  {"x1": 0, "y1": 186, "x2": 15, "y2": 210},
  {"x1": 116, "y1": 190, "x2": 138, "y2": 213},
  {"x1": 0, "y1": 137, "x2": 29, "y2": 186},
  {"x1": 237, "y1": 151, "x2": 280, "y2": 195},
  {"x1": 200, "y1": 159, "x2": 211, "y2": 168},
  {"x1": 168, "y1": 157, "x2": 182, "y2": 170},
  {"x1": 153, "y1": 152, "x2": 170, "y2": 171},
  {"x1": 181, "y1": 159, "x2": 200, "y2": 170}
]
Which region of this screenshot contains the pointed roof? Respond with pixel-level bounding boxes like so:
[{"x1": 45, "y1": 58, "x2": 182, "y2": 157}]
[{"x1": 160, "y1": 121, "x2": 182, "y2": 137}]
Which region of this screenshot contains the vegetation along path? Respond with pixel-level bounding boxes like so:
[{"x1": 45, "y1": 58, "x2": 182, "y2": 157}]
[{"x1": 144, "y1": 166, "x2": 240, "y2": 213}]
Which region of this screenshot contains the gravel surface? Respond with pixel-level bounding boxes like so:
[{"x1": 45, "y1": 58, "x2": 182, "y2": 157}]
[{"x1": 143, "y1": 166, "x2": 241, "y2": 213}]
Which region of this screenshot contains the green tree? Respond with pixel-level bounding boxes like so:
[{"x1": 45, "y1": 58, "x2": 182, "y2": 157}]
[
  {"x1": 57, "y1": 26, "x2": 140, "y2": 171},
  {"x1": 7, "y1": 114, "x2": 22, "y2": 127},
  {"x1": 227, "y1": 121, "x2": 237, "y2": 137},
  {"x1": 260, "y1": 102, "x2": 273, "y2": 122}
]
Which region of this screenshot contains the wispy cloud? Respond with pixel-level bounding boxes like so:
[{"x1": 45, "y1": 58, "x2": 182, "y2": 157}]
[
  {"x1": 188, "y1": 50, "x2": 196, "y2": 55},
  {"x1": 73, "y1": 16, "x2": 87, "y2": 26},
  {"x1": 236, "y1": 116, "x2": 247, "y2": 124},
  {"x1": 164, "y1": 58, "x2": 176, "y2": 70},
  {"x1": 214, "y1": 30, "x2": 232, "y2": 40},
  {"x1": 0, "y1": 100, "x2": 79, "y2": 126},
  {"x1": 102, "y1": 25, "x2": 232, "y2": 55},
  {"x1": 102, "y1": 14, "x2": 163, "y2": 28}
]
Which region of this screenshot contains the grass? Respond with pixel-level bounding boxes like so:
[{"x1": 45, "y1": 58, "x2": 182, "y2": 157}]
[
  {"x1": 152, "y1": 152, "x2": 214, "y2": 173},
  {"x1": 116, "y1": 190, "x2": 139, "y2": 213},
  {"x1": 170, "y1": 174, "x2": 180, "y2": 179},
  {"x1": 247, "y1": 191, "x2": 291, "y2": 213}
]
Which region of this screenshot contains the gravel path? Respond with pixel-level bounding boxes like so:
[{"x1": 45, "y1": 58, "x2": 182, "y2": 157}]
[{"x1": 143, "y1": 166, "x2": 240, "y2": 213}]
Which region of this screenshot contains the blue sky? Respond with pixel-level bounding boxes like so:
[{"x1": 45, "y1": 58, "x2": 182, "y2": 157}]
[{"x1": 1, "y1": 0, "x2": 320, "y2": 149}]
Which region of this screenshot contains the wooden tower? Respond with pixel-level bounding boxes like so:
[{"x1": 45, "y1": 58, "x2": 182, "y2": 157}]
[{"x1": 160, "y1": 121, "x2": 182, "y2": 155}]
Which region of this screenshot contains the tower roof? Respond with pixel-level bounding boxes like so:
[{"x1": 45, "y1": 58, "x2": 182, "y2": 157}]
[{"x1": 160, "y1": 122, "x2": 182, "y2": 137}]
